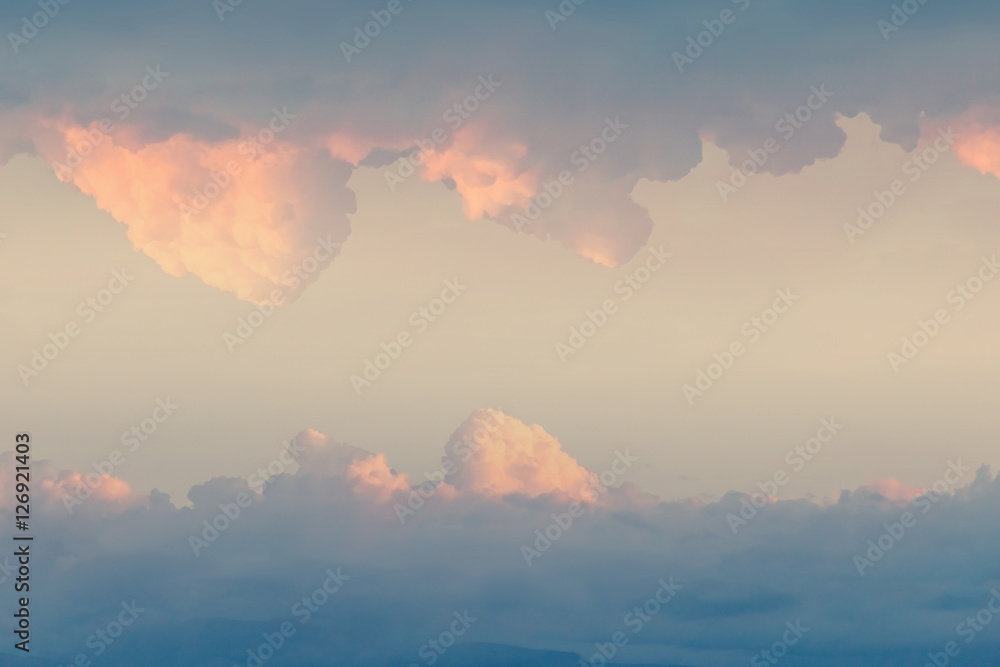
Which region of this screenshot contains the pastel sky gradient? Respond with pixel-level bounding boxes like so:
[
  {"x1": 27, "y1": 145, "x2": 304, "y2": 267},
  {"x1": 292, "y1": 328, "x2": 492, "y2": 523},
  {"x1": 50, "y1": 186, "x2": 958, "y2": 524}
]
[{"x1": 1, "y1": 0, "x2": 1000, "y2": 664}]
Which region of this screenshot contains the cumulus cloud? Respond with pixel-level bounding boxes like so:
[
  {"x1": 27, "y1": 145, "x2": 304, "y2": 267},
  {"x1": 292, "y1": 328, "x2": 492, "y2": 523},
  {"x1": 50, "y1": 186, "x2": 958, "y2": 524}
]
[
  {"x1": 27, "y1": 116, "x2": 356, "y2": 303},
  {"x1": 7, "y1": 410, "x2": 1000, "y2": 666},
  {"x1": 951, "y1": 106, "x2": 1000, "y2": 181},
  {"x1": 4, "y1": 1, "x2": 1000, "y2": 299}
]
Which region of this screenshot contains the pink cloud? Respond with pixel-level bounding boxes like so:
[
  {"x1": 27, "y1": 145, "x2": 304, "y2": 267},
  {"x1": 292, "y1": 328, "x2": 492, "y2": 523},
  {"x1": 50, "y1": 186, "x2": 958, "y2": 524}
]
[
  {"x1": 442, "y1": 409, "x2": 601, "y2": 502},
  {"x1": 33, "y1": 119, "x2": 355, "y2": 303},
  {"x1": 948, "y1": 106, "x2": 1000, "y2": 181},
  {"x1": 859, "y1": 477, "x2": 926, "y2": 503}
]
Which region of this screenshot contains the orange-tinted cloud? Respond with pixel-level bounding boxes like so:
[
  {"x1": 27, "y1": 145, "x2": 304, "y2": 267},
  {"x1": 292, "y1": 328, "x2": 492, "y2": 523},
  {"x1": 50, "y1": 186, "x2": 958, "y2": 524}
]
[
  {"x1": 949, "y1": 106, "x2": 1000, "y2": 180},
  {"x1": 859, "y1": 477, "x2": 926, "y2": 503},
  {"x1": 35, "y1": 119, "x2": 355, "y2": 303},
  {"x1": 442, "y1": 409, "x2": 601, "y2": 503},
  {"x1": 418, "y1": 125, "x2": 538, "y2": 219},
  {"x1": 0, "y1": 453, "x2": 145, "y2": 516},
  {"x1": 346, "y1": 452, "x2": 412, "y2": 503}
]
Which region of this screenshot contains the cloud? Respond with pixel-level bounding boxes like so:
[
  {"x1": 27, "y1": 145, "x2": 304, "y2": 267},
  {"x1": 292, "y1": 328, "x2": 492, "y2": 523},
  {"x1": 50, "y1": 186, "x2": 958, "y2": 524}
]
[
  {"x1": 5, "y1": 1, "x2": 1000, "y2": 298},
  {"x1": 856, "y1": 477, "x2": 927, "y2": 503},
  {"x1": 951, "y1": 106, "x2": 1000, "y2": 181},
  {"x1": 439, "y1": 408, "x2": 601, "y2": 502},
  {"x1": 7, "y1": 410, "x2": 1000, "y2": 665},
  {"x1": 27, "y1": 116, "x2": 356, "y2": 303}
]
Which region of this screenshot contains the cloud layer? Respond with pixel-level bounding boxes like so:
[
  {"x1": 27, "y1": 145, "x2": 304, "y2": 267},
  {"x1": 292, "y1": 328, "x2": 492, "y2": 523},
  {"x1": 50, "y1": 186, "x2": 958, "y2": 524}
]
[
  {"x1": 6, "y1": 410, "x2": 1000, "y2": 666},
  {"x1": 3, "y1": 1, "x2": 1000, "y2": 300}
]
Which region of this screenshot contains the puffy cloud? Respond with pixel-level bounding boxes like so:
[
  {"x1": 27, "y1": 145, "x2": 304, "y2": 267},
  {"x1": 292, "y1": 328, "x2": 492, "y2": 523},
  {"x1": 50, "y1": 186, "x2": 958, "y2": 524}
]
[
  {"x1": 417, "y1": 125, "x2": 537, "y2": 220},
  {"x1": 857, "y1": 477, "x2": 927, "y2": 503},
  {"x1": 951, "y1": 106, "x2": 1000, "y2": 180},
  {"x1": 440, "y1": 409, "x2": 600, "y2": 502},
  {"x1": 30, "y1": 118, "x2": 355, "y2": 303},
  {"x1": 4, "y1": 1, "x2": 1000, "y2": 297},
  {"x1": 7, "y1": 411, "x2": 1000, "y2": 665}
]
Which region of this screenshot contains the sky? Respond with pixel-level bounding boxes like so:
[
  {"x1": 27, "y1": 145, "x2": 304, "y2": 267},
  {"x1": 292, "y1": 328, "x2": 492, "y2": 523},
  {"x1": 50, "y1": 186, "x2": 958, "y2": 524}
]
[{"x1": 1, "y1": 0, "x2": 1000, "y2": 665}]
